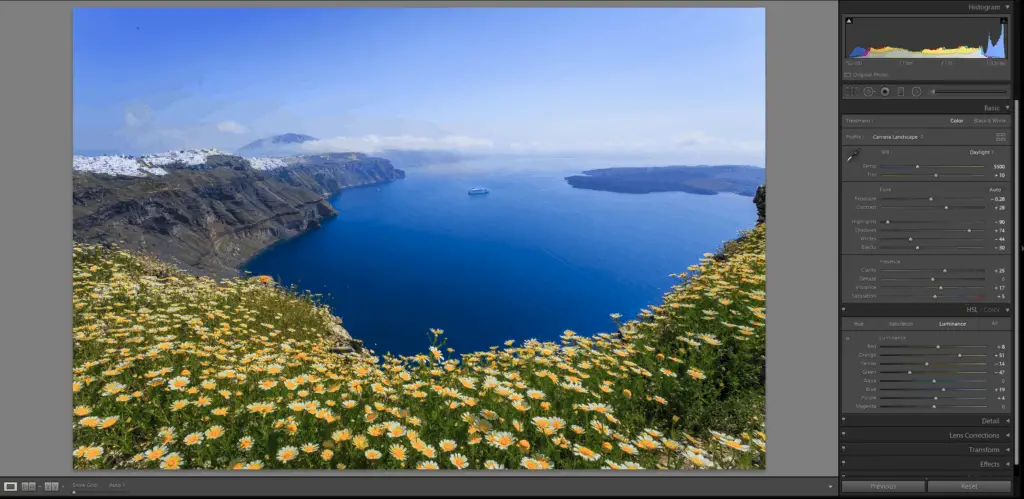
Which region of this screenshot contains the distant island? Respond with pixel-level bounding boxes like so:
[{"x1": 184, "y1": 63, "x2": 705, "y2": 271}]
[{"x1": 565, "y1": 165, "x2": 765, "y2": 196}]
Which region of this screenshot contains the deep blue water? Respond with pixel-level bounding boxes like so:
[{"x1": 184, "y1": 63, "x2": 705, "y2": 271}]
[{"x1": 243, "y1": 160, "x2": 758, "y2": 357}]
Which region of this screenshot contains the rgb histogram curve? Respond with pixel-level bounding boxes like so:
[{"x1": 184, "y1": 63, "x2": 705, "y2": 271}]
[{"x1": 845, "y1": 18, "x2": 1007, "y2": 59}]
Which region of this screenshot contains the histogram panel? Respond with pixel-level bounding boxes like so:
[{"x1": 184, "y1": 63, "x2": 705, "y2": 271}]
[{"x1": 845, "y1": 17, "x2": 1008, "y2": 59}]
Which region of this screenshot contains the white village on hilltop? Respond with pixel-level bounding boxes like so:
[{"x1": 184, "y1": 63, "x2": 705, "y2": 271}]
[{"x1": 72, "y1": 148, "x2": 292, "y2": 177}]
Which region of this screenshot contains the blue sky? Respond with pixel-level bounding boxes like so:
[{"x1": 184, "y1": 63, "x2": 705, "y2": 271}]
[{"x1": 74, "y1": 8, "x2": 765, "y2": 165}]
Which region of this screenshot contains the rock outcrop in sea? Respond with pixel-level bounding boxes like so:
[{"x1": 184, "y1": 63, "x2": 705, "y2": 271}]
[{"x1": 754, "y1": 183, "x2": 765, "y2": 224}]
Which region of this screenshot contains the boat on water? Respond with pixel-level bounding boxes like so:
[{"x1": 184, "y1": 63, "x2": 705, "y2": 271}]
[{"x1": 468, "y1": 187, "x2": 489, "y2": 195}]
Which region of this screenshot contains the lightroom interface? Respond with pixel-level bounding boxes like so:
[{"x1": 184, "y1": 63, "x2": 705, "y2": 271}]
[{"x1": 0, "y1": 0, "x2": 1018, "y2": 497}]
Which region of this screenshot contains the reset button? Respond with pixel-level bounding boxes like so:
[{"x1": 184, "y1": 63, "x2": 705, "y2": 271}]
[{"x1": 928, "y1": 481, "x2": 1011, "y2": 493}]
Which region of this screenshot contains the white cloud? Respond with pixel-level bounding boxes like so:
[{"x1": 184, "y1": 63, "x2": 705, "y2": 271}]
[
  {"x1": 293, "y1": 130, "x2": 762, "y2": 160},
  {"x1": 114, "y1": 122, "x2": 253, "y2": 153},
  {"x1": 670, "y1": 130, "x2": 765, "y2": 154},
  {"x1": 95, "y1": 98, "x2": 762, "y2": 165},
  {"x1": 122, "y1": 103, "x2": 153, "y2": 128},
  {"x1": 501, "y1": 130, "x2": 764, "y2": 157},
  {"x1": 216, "y1": 120, "x2": 249, "y2": 134},
  {"x1": 124, "y1": 112, "x2": 141, "y2": 127},
  {"x1": 298, "y1": 134, "x2": 495, "y2": 154}
]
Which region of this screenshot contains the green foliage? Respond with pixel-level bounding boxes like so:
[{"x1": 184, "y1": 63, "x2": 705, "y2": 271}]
[{"x1": 71, "y1": 224, "x2": 766, "y2": 470}]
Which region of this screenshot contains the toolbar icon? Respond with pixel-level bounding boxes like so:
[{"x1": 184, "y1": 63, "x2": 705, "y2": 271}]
[
  {"x1": 21, "y1": 482, "x2": 36, "y2": 492},
  {"x1": 44, "y1": 483, "x2": 59, "y2": 492},
  {"x1": 3, "y1": 483, "x2": 17, "y2": 492}
]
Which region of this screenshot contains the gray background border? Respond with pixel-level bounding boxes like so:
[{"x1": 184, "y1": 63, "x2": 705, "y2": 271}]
[{"x1": 0, "y1": 0, "x2": 839, "y2": 483}]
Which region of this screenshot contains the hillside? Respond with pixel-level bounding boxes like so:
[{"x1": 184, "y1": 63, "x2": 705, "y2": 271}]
[
  {"x1": 70, "y1": 191, "x2": 766, "y2": 470},
  {"x1": 273, "y1": 153, "x2": 405, "y2": 195},
  {"x1": 73, "y1": 152, "x2": 405, "y2": 278},
  {"x1": 565, "y1": 165, "x2": 765, "y2": 196}
]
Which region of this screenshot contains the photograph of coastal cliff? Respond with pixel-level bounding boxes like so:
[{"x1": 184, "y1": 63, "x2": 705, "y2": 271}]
[{"x1": 72, "y1": 7, "x2": 766, "y2": 471}]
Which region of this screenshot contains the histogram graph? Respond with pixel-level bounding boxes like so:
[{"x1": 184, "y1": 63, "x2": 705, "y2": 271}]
[{"x1": 845, "y1": 17, "x2": 1008, "y2": 59}]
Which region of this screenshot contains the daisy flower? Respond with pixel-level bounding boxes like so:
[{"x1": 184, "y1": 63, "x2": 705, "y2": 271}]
[
  {"x1": 572, "y1": 444, "x2": 601, "y2": 462},
  {"x1": 448, "y1": 453, "x2": 469, "y2": 469},
  {"x1": 167, "y1": 377, "x2": 190, "y2": 391},
  {"x1": 634, "y1": 434, "x2": 661, "y2": 451},
  {"x1": 83, "y1": 446, "x2": 104, "y2": 461},
  {"x1": 159, "y1": 453, "x2": 183, "y2": 470},
  {"x1": 205, "y1": 426, "x2": 225, "y2": 440},
  {"x1": 277, "y1": 446, "x2": 299, "y2": 463},
  {"x1": 182, "y1": 432, "x2": 204, "y2": 446},
  {"x1": 487, "y1": 431, "x2": 516, "y2": 450},
  {"x1": 520, "y1": 457, "x2": 542, "y2": 470},
  {"x1": 389, "y1": 444, "x2": 408, "y2": 462}
]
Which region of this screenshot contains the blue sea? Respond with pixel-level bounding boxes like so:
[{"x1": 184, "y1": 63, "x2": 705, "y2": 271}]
[{"x1": 243, "y1": 159, "x2": 758, "y2": 357}]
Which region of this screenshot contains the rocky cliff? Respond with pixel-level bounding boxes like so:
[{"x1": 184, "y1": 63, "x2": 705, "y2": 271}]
[
  {"x1": 754, "y1": 183, "x2": 765, "y2": 224},
  {"x1": 274, "y1": 153, "x2": 407, "y2": 195},
  {"x1": 713, "y1": 182, "x2": 765, "y2": 263},
  {"x1": 73, "y1": 154, "x2": 405, "y2": 278}
]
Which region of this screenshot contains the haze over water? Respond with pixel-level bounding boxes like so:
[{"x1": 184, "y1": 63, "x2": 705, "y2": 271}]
[{"x1": 244, "y1": 160, "x2": 758, "y2": 356}]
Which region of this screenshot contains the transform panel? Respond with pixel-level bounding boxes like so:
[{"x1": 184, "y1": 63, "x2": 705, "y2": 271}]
[{"x1": 839, "y1": 1, "x2": 1017, "y2": 495}]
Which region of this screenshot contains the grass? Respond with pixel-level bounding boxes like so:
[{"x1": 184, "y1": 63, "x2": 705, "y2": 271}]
[{"x1": 71, "y1": 223, "x2": 765, "y2": 471}]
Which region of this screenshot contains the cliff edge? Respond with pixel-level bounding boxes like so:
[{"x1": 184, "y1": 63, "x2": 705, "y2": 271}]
[{"x1": 73, "y1": 152, "x2": 405, "y2": 278}]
